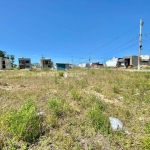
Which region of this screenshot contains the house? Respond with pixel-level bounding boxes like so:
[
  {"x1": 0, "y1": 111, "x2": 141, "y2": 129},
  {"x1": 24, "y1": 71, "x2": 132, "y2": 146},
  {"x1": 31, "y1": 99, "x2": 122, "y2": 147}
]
[
  {"x1": 18, "y1": 57, "x2": 31, "y2": 69},
  {"x1": 117, "y1": 55, "x2": 150, "y2": 68},
  {"x1": 56, "y1": 63, "x2": 70, "y2": 70},
  {"x1": 91, "y1": 62, "x2": 104, "y2": 68},
  {"x1": 116, "y1": 58, "x2": 125, "y2": 67},
  {"x1": 40, "y1": 58, "x2": 53, "y2": 68},
  {"x1": 0, "y1": 57, "x2": 12, "y2": 70},
  {"x1": 78, "y1": 63, "x2": 90, "y2": 68},
  {"x1": 106, "y1": 57, "x2": 118, "y2": 67},
  {"x1": 140, "y1": 55, "x2": 150, "y2": 66},
  {"x1": 123, "y1": 55, "x2": 138, "y2": 67}
]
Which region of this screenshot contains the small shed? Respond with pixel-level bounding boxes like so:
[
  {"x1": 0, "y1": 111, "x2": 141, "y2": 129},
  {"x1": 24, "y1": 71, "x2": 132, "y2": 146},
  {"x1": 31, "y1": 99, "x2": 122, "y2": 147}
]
[
  {"x1": 56, "y1": 63, "x2": 70, "y2": 70},
  {"x1": 0, "y1": 57, "x2": 12, "y2": 70}
]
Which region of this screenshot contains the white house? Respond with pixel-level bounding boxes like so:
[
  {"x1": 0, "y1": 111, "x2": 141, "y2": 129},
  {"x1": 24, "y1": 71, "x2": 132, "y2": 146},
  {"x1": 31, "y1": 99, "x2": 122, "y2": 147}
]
[{"x1": 106, "y1": 57, "x2": 118, "y2": 67}]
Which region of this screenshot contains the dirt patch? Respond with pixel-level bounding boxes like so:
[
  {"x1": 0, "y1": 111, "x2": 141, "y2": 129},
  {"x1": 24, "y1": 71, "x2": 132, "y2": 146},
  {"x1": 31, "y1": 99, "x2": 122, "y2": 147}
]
[{"x1": 83, "y1": 89, "x2": 124, "y2": 107}]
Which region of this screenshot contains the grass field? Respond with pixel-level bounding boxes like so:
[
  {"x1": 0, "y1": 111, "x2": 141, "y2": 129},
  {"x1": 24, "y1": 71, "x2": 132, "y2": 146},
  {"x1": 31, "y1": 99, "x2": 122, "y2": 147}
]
[{"x1": 0, "y1": 68, "x2": 150, "y2": 150}]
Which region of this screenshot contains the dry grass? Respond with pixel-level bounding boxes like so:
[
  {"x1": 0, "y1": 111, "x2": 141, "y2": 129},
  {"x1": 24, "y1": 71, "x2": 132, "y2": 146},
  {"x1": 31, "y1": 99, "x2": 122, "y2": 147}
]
[{"x1": 0, "y1": 68, "x2": 150, "y2": 149}]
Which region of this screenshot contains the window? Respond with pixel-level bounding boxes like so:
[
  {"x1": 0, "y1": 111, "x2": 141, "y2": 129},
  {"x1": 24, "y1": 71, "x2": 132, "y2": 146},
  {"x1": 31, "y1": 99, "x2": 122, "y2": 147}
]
[
  {"x1": 25, "y1": 61, "x2": 30, "y2": 63},
  {"x1": 45, "y1": 61, "x2": 49, "y2": 64}
]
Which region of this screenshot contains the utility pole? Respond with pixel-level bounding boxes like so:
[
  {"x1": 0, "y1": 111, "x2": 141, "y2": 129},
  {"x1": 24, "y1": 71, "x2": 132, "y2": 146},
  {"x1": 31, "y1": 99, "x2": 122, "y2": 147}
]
[
  {"x1": 89, "y1": 52, "x2": 91, "y2": 69},
  {"x1": 71, "y1": 56, "x2": 74, "y2": 68},
  {"x1": 138, "y1": 19, "x2": 144, "y2": 71}
]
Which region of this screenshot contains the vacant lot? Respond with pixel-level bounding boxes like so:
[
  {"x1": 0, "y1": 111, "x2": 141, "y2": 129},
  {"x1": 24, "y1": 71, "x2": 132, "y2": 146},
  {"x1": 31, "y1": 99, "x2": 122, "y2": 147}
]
[{"x1": 0, "y1": 68, "x2": 150, "y2": 150}]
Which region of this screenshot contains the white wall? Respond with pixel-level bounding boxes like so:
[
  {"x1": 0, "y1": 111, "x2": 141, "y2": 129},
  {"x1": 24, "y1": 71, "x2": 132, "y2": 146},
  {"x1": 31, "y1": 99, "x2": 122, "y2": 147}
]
[{"x1": 106, "y1": 57, "x2": 118, "y2": 67}]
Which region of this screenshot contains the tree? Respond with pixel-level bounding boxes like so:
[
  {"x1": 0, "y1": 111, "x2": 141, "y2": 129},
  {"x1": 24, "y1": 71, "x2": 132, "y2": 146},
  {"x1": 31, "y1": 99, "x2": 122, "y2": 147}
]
[
  {"x1": 0, "y1": 50, "x2": 6, "y2": 58},
  {"x1": 9, "y1": 55, "x2": 15, "y2": 67}
]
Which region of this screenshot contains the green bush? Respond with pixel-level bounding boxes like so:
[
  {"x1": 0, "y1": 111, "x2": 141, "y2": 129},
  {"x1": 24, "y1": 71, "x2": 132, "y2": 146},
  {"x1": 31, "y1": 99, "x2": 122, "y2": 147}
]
[{"x1": 5, "y1": 99, "x2": 42, "y2": 142}]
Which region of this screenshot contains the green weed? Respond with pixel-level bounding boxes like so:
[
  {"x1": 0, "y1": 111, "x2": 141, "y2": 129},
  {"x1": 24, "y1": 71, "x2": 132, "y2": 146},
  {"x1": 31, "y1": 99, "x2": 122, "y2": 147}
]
[
  {"x1": 58, "y1": 71, "x2": 64, "y2": 77},
  {"x1": 47, "y1": 98, "x2": 67, "y2": 127},
  {"x1": 54, "y1": 74, "x2": 58, "y2": 84},
  {"x1": 88, "y1": 103, "x2": 109, "y2": 133},
  {"x1": 142, "y1": 135, "x2": 150, "y2": 150},
  {"x1": 113, "y1": 85, "x2": 120, "y2": 94},
  {"x1": 47, "y1": 98, "x2": 63, "y2": 117},
  {"x1": 71, "y1": 90, "x2": 82, "y2": 100},
  {"x1": 4, "y1": 99, "x2": 43, "y2": 143},
  {"x1": 78, "y1": 78, "x2": 88, "y2": 88}
]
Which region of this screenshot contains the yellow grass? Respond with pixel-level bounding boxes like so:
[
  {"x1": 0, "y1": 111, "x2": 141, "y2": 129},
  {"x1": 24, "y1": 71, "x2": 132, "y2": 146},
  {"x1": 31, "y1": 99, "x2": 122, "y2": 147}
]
[{"x1": 0, "y1": 68, "x2": 150, "y2": 149}]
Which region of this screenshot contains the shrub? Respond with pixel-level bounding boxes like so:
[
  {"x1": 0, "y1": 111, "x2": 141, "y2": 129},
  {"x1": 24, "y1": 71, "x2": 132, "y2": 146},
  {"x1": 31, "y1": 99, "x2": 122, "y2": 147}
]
[{"x1": 5, "y1": 99, "x2": 42, "y2": 142}]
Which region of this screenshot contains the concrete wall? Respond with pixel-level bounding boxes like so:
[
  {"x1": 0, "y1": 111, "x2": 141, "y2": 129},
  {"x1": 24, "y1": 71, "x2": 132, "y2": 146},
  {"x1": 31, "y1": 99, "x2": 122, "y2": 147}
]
[
  {"x1": 141, "y1": 61, "x2": 150, "y2": 65},
  {"x1": 123, "y1": 55, "x2": 150, "y2": 67},
  {"x1": 0, "y1": 57, "x2": 12, "y2": 70},
  {"x1": 132, "y1": 56, "x2": 138, "y2": 66},
  {"x1": 65, "y1": 64, "x2": 70, "y2": 70},
  {"x1": 123, "y1": 56, "x2": 138, "y2": 66}
]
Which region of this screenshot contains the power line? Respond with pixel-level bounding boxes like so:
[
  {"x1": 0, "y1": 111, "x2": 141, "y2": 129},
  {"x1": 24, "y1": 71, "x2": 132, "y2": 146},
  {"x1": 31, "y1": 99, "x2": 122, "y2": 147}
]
[
  {"x1": 88, "y1": 32, "x2": 150, "y2": 59},
  {"x1": 96, "y1": 36, "x2": 139, "y2": 57},
  {"x1": 79, "y1": 26, "x2": 138, "y2": 60}
]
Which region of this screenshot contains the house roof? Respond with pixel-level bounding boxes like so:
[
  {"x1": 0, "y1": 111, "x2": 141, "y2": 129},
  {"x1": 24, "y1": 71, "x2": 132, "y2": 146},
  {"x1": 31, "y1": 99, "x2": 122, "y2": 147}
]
[{"x1": 56, "y1": 62, "x2": 69, "y2": 65}]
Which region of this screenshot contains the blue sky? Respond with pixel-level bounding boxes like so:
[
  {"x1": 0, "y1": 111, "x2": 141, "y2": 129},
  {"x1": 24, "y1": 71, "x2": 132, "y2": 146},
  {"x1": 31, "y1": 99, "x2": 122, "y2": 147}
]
[{"x1": 0, "y1": 0, "x2": 150, "y2": 64}]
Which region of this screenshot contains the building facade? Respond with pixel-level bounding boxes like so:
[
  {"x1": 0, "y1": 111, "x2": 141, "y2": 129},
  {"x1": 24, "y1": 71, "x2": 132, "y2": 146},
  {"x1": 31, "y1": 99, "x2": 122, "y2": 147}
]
[
  {"x1": 140, "y1": 55, "x2": 150, "y2": 66},
  {"x1": 106, "y1": 57, "x2": 118, "y2": 67},
  {"x1": 0, "y1": 57, "x2": 12, "y2": 70},
  {"x1": 40, "y1": 58, "x2": 53, "y2": 68},
  {"x1": 123, "y1": 56, "x2": 138, "y2": 67},
  {"x1": 18, "y1": 57, "x2": 31, "y2": 69},
  {"x1": 56, "y1": 63, "x2": 70, "y2": 70}
]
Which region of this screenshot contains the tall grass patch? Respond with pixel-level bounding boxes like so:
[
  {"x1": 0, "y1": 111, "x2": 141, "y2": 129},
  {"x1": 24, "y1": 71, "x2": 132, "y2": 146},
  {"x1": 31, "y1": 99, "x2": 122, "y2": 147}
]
[
  {"x1": 46, "y1": 98, "x2": 70, "y2": 127},
  {"x1": 3, "y1": 99, "x2": 43, "y2": 143},
  {"x1": 88, "y1": 102, "x2": 109, "y2": 134},
  {"x1": 142, "y1": 121, "x2": 150, "y2": 149}
]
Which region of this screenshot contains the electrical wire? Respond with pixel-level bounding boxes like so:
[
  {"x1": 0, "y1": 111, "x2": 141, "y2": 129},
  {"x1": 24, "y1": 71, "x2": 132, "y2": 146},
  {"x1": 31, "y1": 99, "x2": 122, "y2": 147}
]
[{"x1": 79, "y1": 26, "x2": 138, "y2": 60}]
